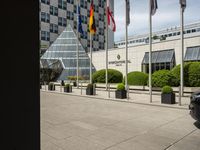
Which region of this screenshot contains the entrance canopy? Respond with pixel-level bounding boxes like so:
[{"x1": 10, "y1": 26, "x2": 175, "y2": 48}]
[{"x1": 142, "y1": 49, "x2": 175, "y2": 64}]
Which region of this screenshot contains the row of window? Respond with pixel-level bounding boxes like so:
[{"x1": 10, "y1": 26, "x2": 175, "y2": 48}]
[
  {"x1": 41, "y1": 0, "x2": 66, "y2": 10},
  {"x1": 116, "y1": 27, "x2": 200, "y2": 47},
  {"x1": 41, "y1": 12, "x2": 66, "y2": 27}
]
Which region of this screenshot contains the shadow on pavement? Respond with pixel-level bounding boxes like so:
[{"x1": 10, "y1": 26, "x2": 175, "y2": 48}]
[{"x1": 194, "y1": 121, "x2": 200, "y2": 129}]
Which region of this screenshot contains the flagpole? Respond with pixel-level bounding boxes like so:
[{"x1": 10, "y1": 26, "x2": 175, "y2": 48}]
[
  {"x1": 76, "y1": 0, "x2": 79, "y2": 88},
  {"x1": 149, "y1": 0, "x2": 152, "y2": 103},
  {"x1": 180, "y1": 5, "x2": 184, "y2": 104},
  {"x1": 105, "y1": 0, "x2": 108, "y2": 90},
  {"x1": 125, "y1": 1, "x2": 128, "y2": 90},
  {"x1": 90, "y1": 34, "x2": 92, "y2": 84}
]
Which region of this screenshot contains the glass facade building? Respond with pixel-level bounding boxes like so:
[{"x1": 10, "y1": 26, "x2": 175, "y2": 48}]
[{"x1": 40, "y1": 24, "x2": 95, "y2": 81}]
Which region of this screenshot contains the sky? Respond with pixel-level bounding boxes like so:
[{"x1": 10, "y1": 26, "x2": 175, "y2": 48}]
[{"x1": 114, "y1": 0, "x2": 200, "y2": 42}]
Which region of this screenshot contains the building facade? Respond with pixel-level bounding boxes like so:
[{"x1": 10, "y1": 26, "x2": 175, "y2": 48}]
[
  {"x1": 40, "y1": 0, "x2": 114, "y2": 55},
  {"x1": 92, "y1": 22, "x2": 200, "y2": 75}
]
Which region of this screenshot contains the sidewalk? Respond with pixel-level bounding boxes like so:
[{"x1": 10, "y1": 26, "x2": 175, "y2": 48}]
[{"x1": 41, "y1": 85, "x2": 191, "y2": 110}]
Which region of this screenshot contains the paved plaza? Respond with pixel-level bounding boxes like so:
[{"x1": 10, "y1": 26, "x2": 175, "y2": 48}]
[{"x1": 41, "y1": 91, "x2": 200, "y2": 150}]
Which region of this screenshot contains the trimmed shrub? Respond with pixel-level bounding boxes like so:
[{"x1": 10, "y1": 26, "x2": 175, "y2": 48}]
[
  {"x1": 170, "y1": 62, "x2": 193, "y2": 86},
  {"x1": 64, "y1": 84, "x2": 71, "y2": 88},
  {"x1": 87, "y1": 83, "x2": 94, "y2": 88},
  {"x1": 162, "y1": 86, "x2": 173, "y2": 94},
  {"x1": 117, "y1": 83, "x2": 125, "y2": 90},
  {"x1": 92, "y1": 69, "x2": 123, "y2": 83},
  {"x1": 124, "y1": 71, "x2": 148, "y2": 86},
  {"x1": 188, "y1": 62, "x2": 200, "y2": 87},
  {"x1": 151, "y1": 70, "x2": 176, "y2": 87},
  {"x1": 67, "y1": 76, "x2": 84, "y2": 80}
]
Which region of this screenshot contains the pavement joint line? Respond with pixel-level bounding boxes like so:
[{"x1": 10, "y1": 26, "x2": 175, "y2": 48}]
[
  {"x1": 41, "y1": 90, "x2": 188, "y2": 110},
  {"x1": 102, "y1": 114, "x2": 188, "y2": 150},
  {"x1": 164, "y1": 128, "x2": 198, "y2": 150}
]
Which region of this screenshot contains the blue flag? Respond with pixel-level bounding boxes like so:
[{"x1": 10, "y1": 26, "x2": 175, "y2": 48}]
[{"x1": 78, "y1": 6, "x2": 83, "y2": 35}]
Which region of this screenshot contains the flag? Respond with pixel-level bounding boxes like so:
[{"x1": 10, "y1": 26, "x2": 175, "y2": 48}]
[
  {"x1": 107, "y1": 0, "x2": 116, "y2": 32},
  {"x1": 89, "y1": 0, "x2": 96, "y2": 34},
  {"x1": 125, "y1": 0, "x2": 130, "y2": 26},
  {"x1": 150, "y1": 0, "x2": 158, "y2": 16},
  {"x1": 180, "y1": 0, "x2": 186, "y2": 12},
  {"x1": 78, "y1": 6, "x2": 83, "y2": 35}
]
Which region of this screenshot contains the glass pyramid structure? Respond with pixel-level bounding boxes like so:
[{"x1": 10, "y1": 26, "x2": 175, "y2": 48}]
[{"x1": 40, "y1": 24, "x2": 95, "y2": 81}]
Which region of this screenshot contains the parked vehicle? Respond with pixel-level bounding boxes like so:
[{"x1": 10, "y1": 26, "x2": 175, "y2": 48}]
[{"x1": 189, "y1": 91, "x2": 200, "y2": 122}]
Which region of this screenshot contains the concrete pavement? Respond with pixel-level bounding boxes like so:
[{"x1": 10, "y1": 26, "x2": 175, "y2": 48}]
[{"x1": 41, "y1": 91, "x2": 200, "y2": 150}]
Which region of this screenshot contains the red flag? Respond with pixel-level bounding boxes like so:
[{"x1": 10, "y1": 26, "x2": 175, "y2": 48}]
[{"x1": 107, "y1": 0, "x2": 116, "y2": 32}]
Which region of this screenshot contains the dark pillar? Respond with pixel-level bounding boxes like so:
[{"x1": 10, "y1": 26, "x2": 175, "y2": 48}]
[{"x1": 2, "y1": 0, "x2": 40, "y2": 150}]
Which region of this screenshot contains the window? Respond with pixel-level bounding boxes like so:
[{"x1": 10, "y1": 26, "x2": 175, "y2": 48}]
[
  {"x1": 58, "y1": 0, "x2": 66, "y2": 10},
  {"x1": 41, "y1": 0, "x2": 49, "y2": 5},
  {"x1": 41, "y1": 12, "x2": 50, "y2": 23},
  {"x1": 99, "y1": 14, "x2": 104, "y2": 21},
  {"x1": 67, "y1": 11, "x2": 74, "y2": 20},
  {"x1": 41, "y1": 31, "x2": 50, "y2": 41},
  {"x1": 50, "y1": 6, "x2": 58, "y2": 16},
  {"x1": 185, "y1": 46, "x2": 200, "y2": 62},
  {"x1": 50, "y1": 24, "x2": 58, "y2": 33},
  {"x1": 186, "y1": 30, "x2": 191, "y2": 34},
  {"x1": 67, "y1": 0, "x2": 73, "y2": 4},
  {"x1": 58, "y1": 17, "x2": 66, "y2": 26},
  {"x1": 196, "y1": 28, "x2": 200, "y2": 32},
  {"x1": 99, "y1": 0, "x2": 104, "y2": 8},
  {"x1": 192, "y1": 29, "x2": 196, "y2": 33}
]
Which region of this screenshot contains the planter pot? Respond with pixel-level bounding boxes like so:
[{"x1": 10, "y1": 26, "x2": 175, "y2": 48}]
[
  {"x1": 61, "y1": 80, "x2": 65, "y2": 86},
  {"x1": 115, "y1": 90, "x2": 127, "y2": 99},
  {"x1": 64, "y1": 86, "x2": 72, "y2": 93},
  {"x1": 161, "y1": 93, "x2": 175, "y2": 104},
  {"x1": 73, "y1": 81, "x2": 77, "y2": 87},
  {"x1": 48, "y1": 84, "x2": 55, "y2": 91},
  {"x1": 86, "y1": 87, "x2": 96, "y2": 95}
]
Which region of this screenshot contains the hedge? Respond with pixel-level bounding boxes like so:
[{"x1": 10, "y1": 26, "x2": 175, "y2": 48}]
[
  {"x1": 151, "y1": 70, "x2": 176, "y2": 87},
  {"x1": 124, "y1": 71, "x2": 148, "y2": 86},
  {"x1": 92, "y1": 69, "x2": 123, "y2": 83},
  {"x1": 170, "y1": 62, "x2": 193, "y2": 86},
  {"x1": 188, "y1": 62, "x2": 200, "y2": 87}
]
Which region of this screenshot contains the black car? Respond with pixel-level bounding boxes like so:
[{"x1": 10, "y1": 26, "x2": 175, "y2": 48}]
[{"x1": 189, "y1": 91, "x2": 200, "y2": 122}]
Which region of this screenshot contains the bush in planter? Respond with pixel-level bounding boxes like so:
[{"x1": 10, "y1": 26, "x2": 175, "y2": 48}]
[
  {"x1": 92, "y1": 69, "x2": 123, "y2": 83},
  {"x1": 123, "y1": 71, "x2": 148, "y2": 86},
  {"x1": 64, "y1": 84, "x2": 72, "y2": 93},
  {"x1": 161, "y1": 86, "x2": 175, "y2": 104},
  {"x1": 115, "y1": 83, "x2": 127, "y2": 99},
  {"x1": 86, "y1": 83, "x2": 96, "y2": 95},
  {"x1": 67, "y1": 76, "x2": 84, "y2": 87},
  {"x1": 188, "y1": 62, "x2": 200, "y2": 87},
  {"x1": 48, "y1": 82, "x2": 55, "y2": 91},
  {"x1": 151, "y1": 70, "x2": 177, "y2": 88}
]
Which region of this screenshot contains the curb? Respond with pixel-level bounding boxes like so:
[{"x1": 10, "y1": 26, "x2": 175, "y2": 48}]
[{"x1": 41, "y1": 90, "x2": 188, "y2": 110}]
